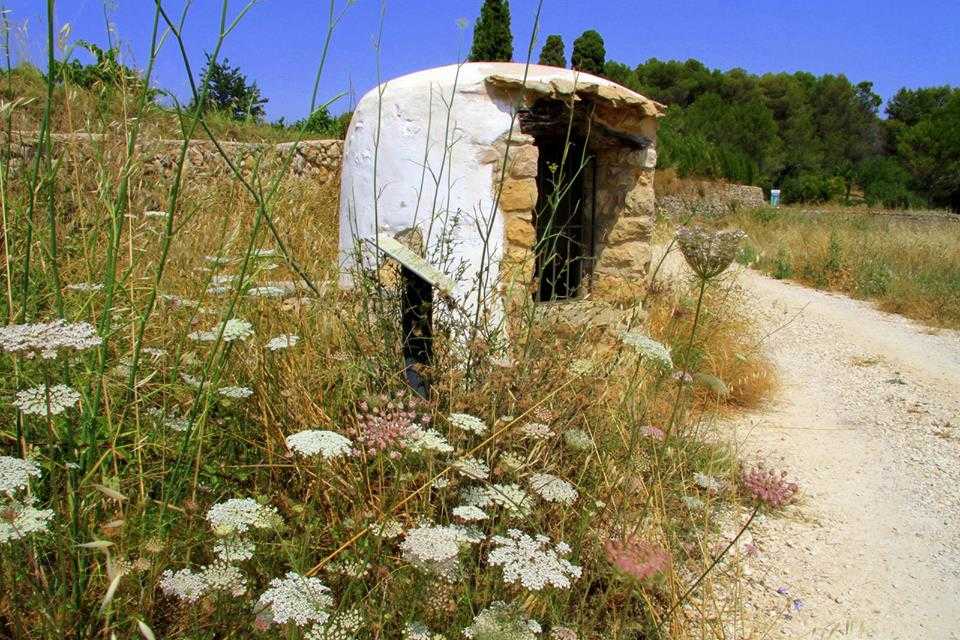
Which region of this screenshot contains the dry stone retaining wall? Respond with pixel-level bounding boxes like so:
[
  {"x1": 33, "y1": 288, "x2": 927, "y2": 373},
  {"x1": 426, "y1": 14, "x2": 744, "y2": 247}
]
[
  {"x1": 2, "y1": 131, "x2": 343, "y2": 183},
  {"x1": 656, "y1": 179, "x2": 765, "y2": 218}
]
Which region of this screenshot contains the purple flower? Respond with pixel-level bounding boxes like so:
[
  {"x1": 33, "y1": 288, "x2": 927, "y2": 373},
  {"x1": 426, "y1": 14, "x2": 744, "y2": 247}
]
[
  {"x1": 776, "y1": 586, "x2": 789, "y2": 596},
  {"x1": 792, "y1": 598, "x2": 804, "y2": 612}
]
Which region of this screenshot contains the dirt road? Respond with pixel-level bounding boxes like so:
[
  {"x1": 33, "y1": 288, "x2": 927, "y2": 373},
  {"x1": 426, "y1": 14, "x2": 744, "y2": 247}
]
[{"x1": 723, "y1": 268, "x2": 960, "y2": 638}]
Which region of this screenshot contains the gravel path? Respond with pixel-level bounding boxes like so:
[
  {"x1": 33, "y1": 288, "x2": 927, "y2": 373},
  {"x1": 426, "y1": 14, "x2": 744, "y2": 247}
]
[{"x1": 723, "y1": 268, "x2": 960, "y2": 638}]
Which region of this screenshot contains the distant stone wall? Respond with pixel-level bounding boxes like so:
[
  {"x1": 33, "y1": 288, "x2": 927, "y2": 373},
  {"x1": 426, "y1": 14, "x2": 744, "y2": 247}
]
[
  {"x1": 2, "y1": 131, "x2": 343, "y2": 183},
  {"x1": 656, "y1": 178, "x2": 765, "y2": 218}
]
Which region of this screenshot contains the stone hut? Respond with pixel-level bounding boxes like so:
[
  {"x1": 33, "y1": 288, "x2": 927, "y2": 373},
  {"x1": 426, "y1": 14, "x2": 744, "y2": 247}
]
[{"x1": 339, "y1": 62, "x2": 664, "y2": 337}]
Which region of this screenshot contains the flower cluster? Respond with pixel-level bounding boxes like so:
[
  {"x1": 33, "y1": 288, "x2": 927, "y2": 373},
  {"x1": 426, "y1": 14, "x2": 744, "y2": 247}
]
[
  {"x1": 449, "y1": 412, "x2": 487, "y2": 435},
  {"x1": 453, "y1": 457, "x2": 490, "y2": 480},
  {"x1": 256, "y1": 572, "x2": 333, "y2": 627},
  {"x1": 563, "y1": 429, "x2": 593, "y2": 451},
  {"x1": 639, "y1": 425, "x2": 666, "y2": 441},
  {"x1": 0, "y1": 320, "x2": 102, "y2": 359},
  {"x1": 218, "y1": 385, "x2": 253, "y2": 399},
  {"x1": 487, "y1": 529, "x2": 581, "y2": 591},
  {"x1": 206, "y1": 498, "x2": 280, "y2": 536},
  {"x1": 520, "y1": 422, "x2": 553, "y2": 439},
  {"x1": 350, "y1": 395, "x2": 429, "y2": 454},
  {"x1": 400, "y1": 524, "x2": 481, "y2": 578},
  {"x1": 265, "y1": 334, "x2": 300, "y2": 351},
  {"x1": 286, "y1": 430, "x2": 354, "y2": 460},
  {"x1": 528, "y1": 473, "x2": 578, "y2": 506},
  {"x1": 620, "y1": 332, "x2": 673, "y2": 370},
  {"x1": 13, "y1": 384, "x2": 81, "y2": 416},
  {"x1": 675, "y1": 225, "x2": 747, "y2": 280},
  {"x1": 463, "y1": 601, "x2": 541, "y2": 640},
  {"x1": 693, "y1": 472, "x2": 722, "y2": 494},
  {"x1": 604, "y1": 537, "x2": 671, "y2": 581},
  {"x1": 741, "y1": 464, "x2": 799, "y2": 508},
  {"x1": 188, "y1": 318, "x2": 255, "y2": 342},
  {"x1": 0, "y1": 456, "x2": 54, "y2": 544}
]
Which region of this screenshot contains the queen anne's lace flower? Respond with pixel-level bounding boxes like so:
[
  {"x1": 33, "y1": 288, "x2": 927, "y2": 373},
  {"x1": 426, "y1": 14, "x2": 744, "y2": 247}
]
[
  {"x1": 487, "y1": 529, "x2": 582, "y2": 591},
  {"x1": 65, "y1": 282, "x2": 103, "y2": 293},
  {"x1": 520, "y1": 422, "x2": 553, "y2": 439},
  {"x1": 286, "y1": 430, "x2": 354, "y2": 460},
  {"x1": 266, "y1": 334, "x2": 300, "y2": 351},
  {"x1": 463, "y1": 601, "x2": 541, "y2": 640},
  {"x1": 189, "y1": 318, "x2": 254, "y2": 342},
  {"x1": 0, "y1": 320, "x2": 102, "y2": 358},
  {"x1": 256, "y1": 572, "x2": 333, "y2": 627},
  {"x1": 486, "y1": 483, "x2": 533, "y2": 515},
  {"x1": 213, "y1": 537, "x2": 256, "y2": 562},
  {"x1": 452, "y1": 505, "x2": 488, "y2": 522},
  {"x1": 372, "y1": 519, "x2": 405, "y2": 539},
  {"x1": 404, "y1": 621, "x2": 440, "y2": 640},
  {"x1": 620, "y1": 332, "x2": 673, "y2": 370},
  {"x1": 248, "y1": 286, "x2": 287, "y2": 298},
  {"x1": 13, "y1": 384, "x2": 80, "y2": 416},
  {"x1": 206, "y1": 498, "x2": 280, "y2": 536},
  {"x1": 454, "y1": 457, "x2": 490, "y2": 480},
  {"x1": 675, "y1": 226, "x2": 747, "y2": 280},
  {"x1": 563, "y1": 429, "x2": 593, "y2": 451},
  {"x1": 449, "y1": 413, "x2": 487, "y2": 434},
  {"x1": 404, "y1": 427, "x2": 454, "y2": 454},
  {"x1": 202, "y1": 562, "x2": 247, "y2": 596},
  {"x1": 0, "y1": 499, "x2": 55, "y2": 543},
  {"x1": 218, "y1": 386, "x2": 253, "y2": 399},
  {"x1": 400, "y1": 524, "x2": 480, "y2": 577},
  {"x1": 459, "y1": 486, "x2": 493, "y2": 509},
  {"x1": 306, "y1": 608, "x2": 363, "y2": 640},
  {"x1": 693, "y1": 472, "x2": 722, "y2": 494},
  {"x1": 160, "y1": 567, "x2": 208, "y2": 602},
  {"x1": 528, "y1": 473, "x2": 578, "y2": 505},
  {"x1": 0, "y1": 456, "x2": 41, "y2": 495}
]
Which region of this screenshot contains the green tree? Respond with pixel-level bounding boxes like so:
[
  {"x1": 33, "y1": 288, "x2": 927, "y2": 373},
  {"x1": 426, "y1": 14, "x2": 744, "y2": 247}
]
[
  {"x1": 897, "y1": 92, "x2": 960, "y2": 210},
  {"x1": 538, "y1": 34, "x2": 566, "y2": 67},
  {"x1": 191, "y1": 54, "x2": 267, "y2": 121},
  {"x1": 571, "y1": 30, "x2": 605, "y2": 75},
  {"x1": 469, "y1": 0, "x2": 513, "y2": 63}
]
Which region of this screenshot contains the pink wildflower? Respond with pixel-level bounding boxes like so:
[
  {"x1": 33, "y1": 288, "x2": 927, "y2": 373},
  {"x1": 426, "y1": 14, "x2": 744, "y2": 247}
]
[
  {"x1": 639, "y1": 425, "x2": 665, "y2": 441},
  {"x1": 603, "y1": 537, "x2": 671, "y2": 581},
  {"x1": 349, "y1": 394, "x2": 430, "y2": 454},
  {"x1": 741, "y1": 463, "x2": 798, "y2": 508}
]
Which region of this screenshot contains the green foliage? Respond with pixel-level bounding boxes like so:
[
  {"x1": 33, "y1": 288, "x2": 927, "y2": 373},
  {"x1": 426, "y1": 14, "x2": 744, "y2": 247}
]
[
  {"x1": 772, "y1": 248, "x2": 793, "y2": 280},
  {"x1": 894, "y1": 92, "x2": 960, "y2": 211},
  {"x1": 52, "y1": 40, "x2": 155, "y2": 99},
  {"x1": 191, "y1": 54, "x2": 267, "y2": 122},
  {"x1": 469, "y1": 0, "x2": 513, "y2": 63},
  {"x1": 282, "y1": 107, "x2": 352, "y2": 139},
  {"x1": 538, "y1": 34, "x2": 566, "y2": 67},
  {"x1": 571, "y1": 30, "x2": 605, "y2": 75},
  {"x1": 857, "y1": 157, "x2": 919, "y2": 208}
]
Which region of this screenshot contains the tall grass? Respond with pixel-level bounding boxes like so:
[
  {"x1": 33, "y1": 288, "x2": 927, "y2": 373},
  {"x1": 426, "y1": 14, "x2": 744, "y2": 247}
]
[
  {"x1": 0, "y1": 2, "x2": 778, "y2": 639},
  {"x1": 728, "y1": 206, "x2": 960, "y2": 329}
]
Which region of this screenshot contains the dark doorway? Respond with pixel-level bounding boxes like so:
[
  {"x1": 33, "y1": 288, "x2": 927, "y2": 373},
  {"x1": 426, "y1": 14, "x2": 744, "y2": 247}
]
[
  {"x1": 400, "y1": 266, "x2": 433, "y2": 398},
  {"x1": 533, "y1": 135, "x2": 590, "y2": 301}
]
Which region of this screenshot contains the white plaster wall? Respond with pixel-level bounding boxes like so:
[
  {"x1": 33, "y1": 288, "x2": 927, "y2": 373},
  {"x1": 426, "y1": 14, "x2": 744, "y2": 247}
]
[{"x1": 338, "y1": 62, "x2": 633, "y2": 329}]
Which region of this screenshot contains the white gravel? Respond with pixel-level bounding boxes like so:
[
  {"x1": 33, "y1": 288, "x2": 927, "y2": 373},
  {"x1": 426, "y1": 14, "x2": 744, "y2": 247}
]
[{"x1": 721, "y1": 268, "x2": 960, "y2": 639}]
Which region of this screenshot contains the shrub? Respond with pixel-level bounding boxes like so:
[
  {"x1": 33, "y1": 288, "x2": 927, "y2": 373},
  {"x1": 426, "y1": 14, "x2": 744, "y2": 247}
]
[
  {"x1": 469, "y1": 0, "x2": 513, "y2": 62},
  {"x1": 571, "y1": 30, "x2": 605, "y2": 75}
]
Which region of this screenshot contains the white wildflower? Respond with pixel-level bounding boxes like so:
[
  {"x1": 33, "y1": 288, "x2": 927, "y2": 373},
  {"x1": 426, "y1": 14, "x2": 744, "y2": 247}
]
[
  {"x1": 528, "y1": 473, "x2": 578, "y2": 506},
  {"x1": 520, "y1": 422, "x2": 553, "y2": 439},
  {"x1": 188, "y1": 318, "x2": 254, "y2": 343},
  {"x1": 204, "y1": 255, "x2": 232, "y2": 266},
  {"x1": 452, "y1": 505, "x2": 488, "y2": 522},
  {"x1": 432, "y1": 476, "x2": 451, "y2": 489},
  {"x1": 253, "y1": 248, "x2": 278, "y2": 258},
  {"x1": 206, "y1": 498, "x2": 280, "y2": 537},
  {"x1": 550, "y1": 626, "x2": 578, "y2": 640},
  {"x1": 144, "y1": 210, "x2": 167, "y2": 219},
  {"x1": 286, "y1": 430, "x2": 353, "y2": 460},
  {"x1": 693, "y1": 472, "x2": 722, "y2": 493},
  {"x1": 400, "y1": 524, "x2": 479, "y2": 577},
  {"x1": 213, "y1": 537, "x2": 256, "y2": 563},
  {"x1": 486, "y1": 483, "x2": 533, "y2": 515},
  {"x1": 499, "y1": 452, "x2": 525, "y2": 471},
  {"x1": 0, "y1": 456, "x2": 41, "y2": 496},
  {"x1": 463, "y1": 601, "x2": 541, "y2": 640},
  {"x1": 620, "y1": 332, "x2": 673, "y2": 370},
  {"x1": 256, "y1": 572, "x2": 333, "y2": 627},
  {"x1": 449, "y1": 413, "x2": 487, "y2": 435},
  {"x1": 454, "y1": 457, "x2": 490, "y2": 480},
  {"x1": 325, "y1": 558, "x2": 369, "y2": 578},
  {"x1": 160, "y1": 567, "x2": 208, "y2": 602},
  {"x1": 218, "y1": 386, "x2": 254, "y2": 399},
  {"x1": 202, "y1": 562, "x2": 247, "y2": 596},
  {"x1": 65, "y1": 282, "x2": 103, "y2": 293},
  {"x1": 404, "y1": 427, "x2": 454, "y2": 454},
  {"x1": 0, "y1": 499, "x2": 55, "y2": 543},
  {"x1": 13, "y1": 384, "x2": 80, "y2": 416},
  {"x1": 0, "y1": 320, "x2": 102, "y2": 358},
  {"x1": 404, "y1": 621, "x2": 439, "y2": 640},
  {"x1": 372, "y1": 519, "x2": 404, "y2": 539},
  {"x1": 459, "y1": 486, "x2": 493, "y2": 509},
  {"x1": 307, "y1": 608, "x2": 363, "y2": 640},
  {"x1": 247, "y1": 286, "x2": 286, "y2": 298},
  {"x1": 487, "y1": 529, "x2": 582, "y2": 591},
  {"x1": 164, "y1": 416, "x2": 190, "y2": 432},
  {"x1": 681, "y1": 495, "x2": 706, "y2": 510},
  {"x1": 266, "y1": 334, "x2": 300, "y2": 351},
  {"x1": 563, "y1": 429, "x2": 593, "y2": 451},
  {"x1": 142, "y1": 347, "x2": 167, "y2": 359}
]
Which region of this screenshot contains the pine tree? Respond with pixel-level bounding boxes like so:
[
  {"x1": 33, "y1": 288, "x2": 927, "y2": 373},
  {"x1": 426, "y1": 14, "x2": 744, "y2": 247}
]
[
  {"x1": 538, "y1": 35, "x2": 566, "y2": 67},
  {"x1": 571, "y1": 30, "x2": 606, "y2": 75},
  {"x1": 469, "y1": 0, "x2": 513, "y2": 62}
]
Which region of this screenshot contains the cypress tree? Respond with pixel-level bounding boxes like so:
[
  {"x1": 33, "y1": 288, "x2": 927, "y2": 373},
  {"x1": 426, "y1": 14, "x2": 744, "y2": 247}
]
[
  {"x1": 469, "y1": 0, "x2": 513, "y2": 62},
  {"x1": 571, "y1": 30, "x2": 606, "y2": 75},
  {"x1": 538, "y1": 35, "x2": 566, "y2": 67}
]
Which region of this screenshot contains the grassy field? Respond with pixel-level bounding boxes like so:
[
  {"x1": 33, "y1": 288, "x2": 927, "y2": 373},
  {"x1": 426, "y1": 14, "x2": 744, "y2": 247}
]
[{"x1": 721, "y1": 206, "x2": 960, "y2": 330}]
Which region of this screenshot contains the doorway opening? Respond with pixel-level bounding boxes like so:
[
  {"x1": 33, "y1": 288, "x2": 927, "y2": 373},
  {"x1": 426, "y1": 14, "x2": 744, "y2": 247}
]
[{"x1": 400, "y1": 266, "x2": 433, "y2": 398}]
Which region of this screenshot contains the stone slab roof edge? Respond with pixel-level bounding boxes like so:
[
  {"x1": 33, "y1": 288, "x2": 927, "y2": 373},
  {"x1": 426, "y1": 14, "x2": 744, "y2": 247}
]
[{"x1": 484, "y1": 73, "x2": 666, "y2": 119}]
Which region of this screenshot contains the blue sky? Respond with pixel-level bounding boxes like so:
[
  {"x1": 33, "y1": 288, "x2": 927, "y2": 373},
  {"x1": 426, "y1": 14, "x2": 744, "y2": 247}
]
[{"x1": 5, "y1": 1, "x2": 959, "y2": 121}]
